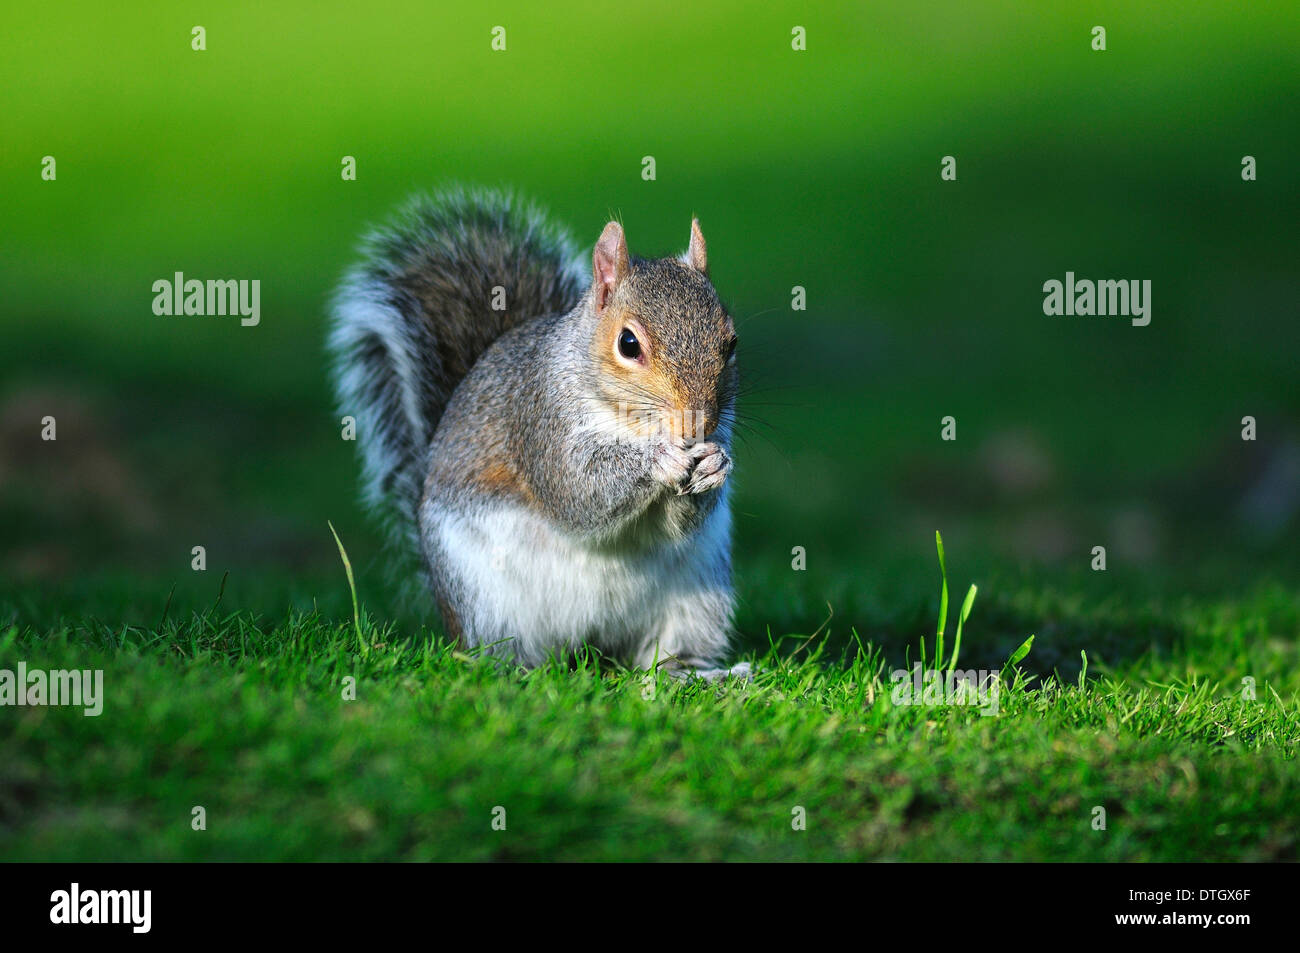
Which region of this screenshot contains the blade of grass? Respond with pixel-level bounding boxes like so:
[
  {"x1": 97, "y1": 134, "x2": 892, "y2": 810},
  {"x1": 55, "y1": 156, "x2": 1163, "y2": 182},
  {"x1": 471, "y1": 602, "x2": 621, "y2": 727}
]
[
  {"x1": 1001, "y1": 634, "x2": 1035, "y2": 681},
  {"x1": 932, "y1": 531, "x2": 948, "y2": 669},
  {"x1": 947, "y1": 583, "x2": 977, "y2": 672},
  {"x1": 327, "y1": 520, "x2": 364, "y2": 654}
]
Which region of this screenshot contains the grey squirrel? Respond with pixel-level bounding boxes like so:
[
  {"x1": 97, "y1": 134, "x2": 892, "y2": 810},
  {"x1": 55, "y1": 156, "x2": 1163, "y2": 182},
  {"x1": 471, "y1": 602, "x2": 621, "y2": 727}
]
[{"x1": 329, "y1": 187, "x2": 748, "y2": 678}]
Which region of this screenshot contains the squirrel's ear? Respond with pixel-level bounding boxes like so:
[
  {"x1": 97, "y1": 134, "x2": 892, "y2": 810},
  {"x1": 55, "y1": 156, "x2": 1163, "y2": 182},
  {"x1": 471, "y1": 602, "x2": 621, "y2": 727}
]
[
  {"x1": 593, "y1": 221, "x2": 629, "y2": 312},
  {"x1": 684, "y1": 218, "x2": 707, "y2": 274}
]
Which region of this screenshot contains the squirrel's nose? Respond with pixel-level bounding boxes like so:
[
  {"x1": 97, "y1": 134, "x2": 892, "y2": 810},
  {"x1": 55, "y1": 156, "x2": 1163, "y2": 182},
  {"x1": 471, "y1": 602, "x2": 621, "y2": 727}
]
[{"x1": 675, "y1": 406, "x2": 717, "y2": 444}]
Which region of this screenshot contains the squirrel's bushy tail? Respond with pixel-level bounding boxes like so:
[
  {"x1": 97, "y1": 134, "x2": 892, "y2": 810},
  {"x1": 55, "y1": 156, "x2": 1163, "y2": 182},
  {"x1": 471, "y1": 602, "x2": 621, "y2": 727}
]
[{"x1": 328, "y1": 186, "x2": 587, "y2": 548}]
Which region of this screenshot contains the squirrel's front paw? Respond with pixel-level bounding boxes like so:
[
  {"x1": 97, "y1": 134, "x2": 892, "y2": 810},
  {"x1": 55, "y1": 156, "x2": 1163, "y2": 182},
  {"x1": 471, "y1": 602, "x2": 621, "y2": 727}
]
[
  {"x1": 682, "y1": 442, "x2": 732, "y2": 495},
  {"x1": 651, "y1": 440, "x2": 695, "y2": 491}
]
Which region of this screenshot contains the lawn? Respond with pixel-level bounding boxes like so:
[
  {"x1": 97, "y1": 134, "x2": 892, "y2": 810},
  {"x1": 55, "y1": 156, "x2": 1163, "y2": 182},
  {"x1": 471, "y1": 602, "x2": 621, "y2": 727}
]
[{"x1": 2, "y1": 532, "x2": 1297, "y2": 861}]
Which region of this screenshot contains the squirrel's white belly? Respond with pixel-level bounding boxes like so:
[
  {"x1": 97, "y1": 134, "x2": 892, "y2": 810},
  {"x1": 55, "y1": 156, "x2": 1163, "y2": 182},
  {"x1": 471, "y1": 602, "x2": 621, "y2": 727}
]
[{"x1": 423, "y1": 495, "x2": 732, "y2": 667}]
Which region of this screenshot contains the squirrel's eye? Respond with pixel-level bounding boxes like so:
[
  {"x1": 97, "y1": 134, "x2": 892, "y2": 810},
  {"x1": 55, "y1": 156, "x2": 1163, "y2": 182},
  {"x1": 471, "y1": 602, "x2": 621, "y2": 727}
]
[
  {"x1": 726, "y1": 336, "x2": 738, "y2": 363},
  {"x1": 617, "y1": 328, "x2": 642, "y2": 361}
]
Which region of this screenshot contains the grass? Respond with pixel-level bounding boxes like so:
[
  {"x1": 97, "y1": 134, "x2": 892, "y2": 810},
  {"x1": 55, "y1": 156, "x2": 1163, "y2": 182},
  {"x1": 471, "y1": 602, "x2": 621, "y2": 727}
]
[{"x1": 1, "y1": 534, "x2": 1296, "y2": 862}]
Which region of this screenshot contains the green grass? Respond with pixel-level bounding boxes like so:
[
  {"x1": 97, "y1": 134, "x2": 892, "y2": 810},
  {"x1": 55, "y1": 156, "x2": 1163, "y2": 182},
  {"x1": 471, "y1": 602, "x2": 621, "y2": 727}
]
[{"x1": 2, "y1": 541, "x2": 1296, "y2": 862}]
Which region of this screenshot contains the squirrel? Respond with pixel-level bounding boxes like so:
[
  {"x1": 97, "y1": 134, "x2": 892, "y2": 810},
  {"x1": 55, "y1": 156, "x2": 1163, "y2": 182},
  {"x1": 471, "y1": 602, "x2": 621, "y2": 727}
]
[{"x1": 328, "y1": 187, "x2": 748, "y2": 679}]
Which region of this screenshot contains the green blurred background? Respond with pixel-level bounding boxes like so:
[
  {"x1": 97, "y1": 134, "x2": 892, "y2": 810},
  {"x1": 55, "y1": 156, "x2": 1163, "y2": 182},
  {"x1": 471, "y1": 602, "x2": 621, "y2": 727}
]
[{"x1": 3, "y1": 1, "x2": 1297, "y2": 667}]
